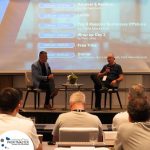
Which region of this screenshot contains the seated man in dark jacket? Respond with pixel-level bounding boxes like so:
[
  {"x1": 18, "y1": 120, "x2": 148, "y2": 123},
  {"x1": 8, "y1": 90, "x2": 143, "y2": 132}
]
[{"x1": 32, "y1": 51, "x2": 58, "y2": 109}]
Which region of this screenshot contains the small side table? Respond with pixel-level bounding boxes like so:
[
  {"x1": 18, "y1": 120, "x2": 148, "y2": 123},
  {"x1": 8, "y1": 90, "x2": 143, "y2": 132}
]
[{"x1": 62, "y1": 83, "x2": 84, "y2": 110}]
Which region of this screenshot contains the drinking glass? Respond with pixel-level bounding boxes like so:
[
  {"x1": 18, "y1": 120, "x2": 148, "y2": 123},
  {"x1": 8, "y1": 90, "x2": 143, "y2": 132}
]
[{"x1": 89, "y1": 132, "x2": 98, "y2": 144}]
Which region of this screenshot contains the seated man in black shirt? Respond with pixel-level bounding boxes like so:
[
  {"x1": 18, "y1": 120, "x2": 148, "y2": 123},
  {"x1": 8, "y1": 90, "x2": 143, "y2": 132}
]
[{"x1": 91, "y1": 53, "x2": 124, "y2": 110}]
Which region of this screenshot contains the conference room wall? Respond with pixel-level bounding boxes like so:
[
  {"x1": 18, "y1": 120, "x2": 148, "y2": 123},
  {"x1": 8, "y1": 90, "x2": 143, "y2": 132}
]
[{"x1": 5, "y1": 74, "x2": 148, "y2": 109}]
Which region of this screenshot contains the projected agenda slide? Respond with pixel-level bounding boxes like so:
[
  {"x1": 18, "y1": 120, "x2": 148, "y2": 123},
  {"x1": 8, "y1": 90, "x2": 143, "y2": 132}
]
[{"x1": 0, "y1": 0, "x2": 150, "y2": 73}]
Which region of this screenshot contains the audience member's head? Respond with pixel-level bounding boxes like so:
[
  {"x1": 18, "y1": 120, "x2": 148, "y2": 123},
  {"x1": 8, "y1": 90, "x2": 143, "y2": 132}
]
[
  {"x1": 128, "y1": 84, "x2": 145, "y2": 100},
  {"x1": 0, "y1": 87, "x2": 22, "y2": 114},
  {"x1": 128, "y1": 84, "x2": 148, "y2": 122},
  {"x1": 112, "y1": 83, "x2": 147, "y2": 131},
  {"x1": 127, "y1": 97, "x2": 150, "y2": 122},
  {"x1": 69, "y1": 91, "x2": 86, "y2": 110}
]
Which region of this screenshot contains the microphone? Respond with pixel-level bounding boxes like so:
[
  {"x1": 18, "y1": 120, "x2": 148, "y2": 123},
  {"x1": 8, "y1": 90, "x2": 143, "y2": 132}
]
[{"x1": 105, "y1": 65, "x2": 111, "y2": 74}]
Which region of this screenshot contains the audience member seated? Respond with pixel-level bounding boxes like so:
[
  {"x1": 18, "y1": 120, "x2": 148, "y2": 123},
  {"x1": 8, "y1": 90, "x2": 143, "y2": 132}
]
[
  {"x1": 112, "y1": 84, "x2": 146, "y2": 130},
  {"x1": 114, "y1": 96, "x2": 150, "y2": 150},
  {"x1": 52, "y1": 91, "x2": 103, "y2": 142},
  {"x1": 0, "y1": 87, "x2": 42, "y2": 150}
]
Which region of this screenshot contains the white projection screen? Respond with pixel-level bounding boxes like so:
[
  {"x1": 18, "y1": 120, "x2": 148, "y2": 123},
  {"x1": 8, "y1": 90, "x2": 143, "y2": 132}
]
[{"x1": 0, "y1": 0, "x2": 150, "y2": 73}]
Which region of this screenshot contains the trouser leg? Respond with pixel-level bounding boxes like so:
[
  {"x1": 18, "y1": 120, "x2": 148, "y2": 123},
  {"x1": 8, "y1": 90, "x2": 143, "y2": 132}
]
[
  {"x1": 45, "y1": 91, "x2": 51, "y2": 105},
  {"x1": 48, "y1": 78, "x2": 55, "y2": 93},
  {"x1": 91, "y1": 74, "x2": 102, "y2": 108},
  {"x1": 95, "y1": 87, "x2": 102, "y2": 108},
  {"x1": 39, "y1": 79, "x2": 55, "y2": 105}
]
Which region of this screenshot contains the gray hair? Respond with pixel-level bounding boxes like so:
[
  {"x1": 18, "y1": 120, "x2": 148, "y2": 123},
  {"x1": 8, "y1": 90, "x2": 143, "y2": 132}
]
[
  {"x1": 69, "y1": 91, "x2": 86, "y2": 104},
  {"x1": 129, "y1": 84, "x2": 145, "y2": 99}
]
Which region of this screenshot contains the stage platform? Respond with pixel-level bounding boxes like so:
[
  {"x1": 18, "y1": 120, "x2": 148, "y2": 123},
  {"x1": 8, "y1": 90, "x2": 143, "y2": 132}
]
[
  {"x1": 19, "y1": 108, "x2": 124, "y2": 141},
  {"x1": 20, "y1": 107, "x2": 125, "y2": 124}
]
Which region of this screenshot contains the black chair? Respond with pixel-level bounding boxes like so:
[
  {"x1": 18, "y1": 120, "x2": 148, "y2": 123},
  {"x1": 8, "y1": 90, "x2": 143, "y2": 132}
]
[
  {"x1": 91, "y1": 87, "x2": 122, "y2": 110},
  {"x1": 23, "y1": 71, "x2": 54, "y2": 109}
]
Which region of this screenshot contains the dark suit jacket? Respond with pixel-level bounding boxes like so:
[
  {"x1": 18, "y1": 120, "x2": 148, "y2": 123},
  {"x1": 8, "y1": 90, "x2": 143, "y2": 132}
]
[{"x1": 31, "y1": 61, "x2": 52, "y2": 88}]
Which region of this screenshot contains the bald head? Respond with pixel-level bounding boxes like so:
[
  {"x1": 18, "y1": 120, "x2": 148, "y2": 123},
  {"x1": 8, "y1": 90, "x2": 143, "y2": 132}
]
[
  {"x1": 107, "y1": 53, "x2": 115, "y2": 58},
  {"x1": 107, "y1": 53, "x2": 115, "y2": 65}
]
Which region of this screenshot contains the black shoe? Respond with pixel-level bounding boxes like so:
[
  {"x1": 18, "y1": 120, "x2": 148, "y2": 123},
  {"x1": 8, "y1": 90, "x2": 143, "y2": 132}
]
[
  {"x1": 48, "y1": 141, "x2": 55, "y2": 145},
  {"x1": 44, "y1": 104, "x2": 56, "y2": 110},
  {"x1": 93, "y1": 107, "x2": 101, "y2": 111}
]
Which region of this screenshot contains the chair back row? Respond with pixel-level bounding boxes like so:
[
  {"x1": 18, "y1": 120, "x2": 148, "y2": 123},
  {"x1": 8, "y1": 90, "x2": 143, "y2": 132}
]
[{"x1": 59, "y1": 127, "x2": 99, "y2": 142}]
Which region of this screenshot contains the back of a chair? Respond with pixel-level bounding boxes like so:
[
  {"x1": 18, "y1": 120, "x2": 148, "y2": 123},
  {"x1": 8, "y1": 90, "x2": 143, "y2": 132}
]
[
  {"x1": 25, "y1": 71, "x2": 33, "y2": 88},
  {"x1": 59, "y1": 127, "x2": 99, "y2": 142},
  {"x1": 111, "y1": 81, "x2": 120, "y2": 89},
  {"x1": 103, "y1": 131, "x2": 117, "y2": 142}
]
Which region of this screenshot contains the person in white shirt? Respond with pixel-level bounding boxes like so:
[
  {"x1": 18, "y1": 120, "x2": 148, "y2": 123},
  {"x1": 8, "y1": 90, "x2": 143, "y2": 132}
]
[
  {"x1": 114, "y1": 96, "x2": 150, "y2": 150},
  {"x1": 112, "y1": 84, "x2": 146, "y2": 130},
  {"x1": 52, "y1": 91, "x2": 103, "y2": 142},
  {"x1": 0, "y1": 87, "x2": 42, "y2": 150}
]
